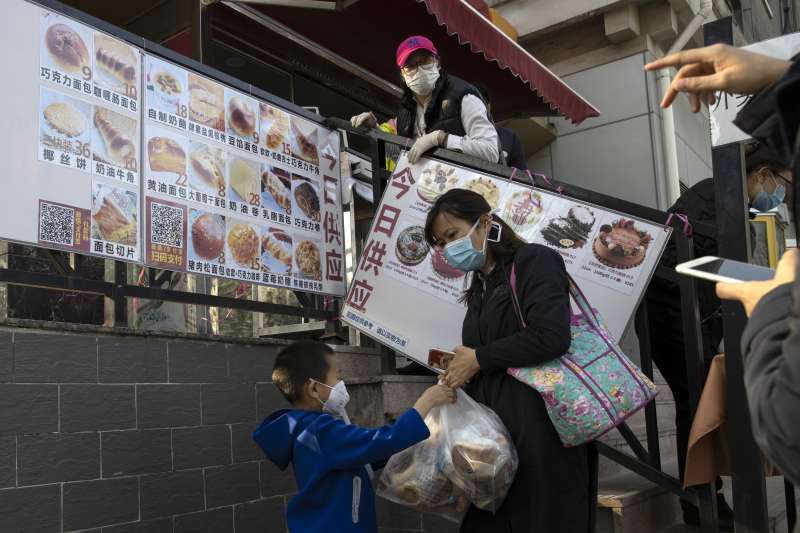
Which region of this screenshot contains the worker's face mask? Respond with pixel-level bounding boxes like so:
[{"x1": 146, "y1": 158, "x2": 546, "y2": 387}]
[
  {"x1": 402, "y1": 63, "x2": 440, "y2": 96},
  {"x1": 752, "y1": 176, "x2": 786, "y2": 212}
]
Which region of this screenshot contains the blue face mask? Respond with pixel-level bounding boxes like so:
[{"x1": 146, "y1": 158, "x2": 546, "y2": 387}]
[
  {"x1": 752, "y1": 179, "x2": 786, "y2": 212},
  {"x1": 442, "y1": 218, "x2": 491, "y2": 272}
]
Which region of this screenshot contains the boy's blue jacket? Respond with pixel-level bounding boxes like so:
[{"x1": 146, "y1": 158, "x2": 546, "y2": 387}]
[{"x1": 253, "y1": 407, "x2": 429, "y2": 532}]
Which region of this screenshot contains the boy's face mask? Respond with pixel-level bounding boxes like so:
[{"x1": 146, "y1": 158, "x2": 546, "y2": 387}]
[{"x1": 312, "y1": 380, "x2": 351, "y2": 421}]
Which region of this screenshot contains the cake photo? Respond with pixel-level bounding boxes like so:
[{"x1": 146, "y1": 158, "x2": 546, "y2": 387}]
[
  {"x1": 395, "y1": 226, "x2": 429, "y2": 267},
  {"x1": 464, "y1": 177, "x2": 501, "y2": 210},
  {"x1": 541, "y1": 205, "x2": 596, "y2": 249},
  {"x1": 418, "y1": 163, "x2": 459, "y2": 203},
  {"x1": 501, "y1": 190, "x2": 543, "y2": 233},
  {"x1": 593, "y1": 218, "x2": 653, "y2": 269}
]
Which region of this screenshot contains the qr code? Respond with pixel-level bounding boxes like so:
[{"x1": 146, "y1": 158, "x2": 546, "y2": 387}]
[
  {"x1": 39, "y1": 202, "x2": 74, "y2": 246},
  {"x1": 150, "y1": 202, "x2": 184, "y2": 248}
]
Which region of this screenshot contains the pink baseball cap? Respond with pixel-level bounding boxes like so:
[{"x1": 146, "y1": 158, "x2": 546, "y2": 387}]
[{"x1": 396, "y1": 35, "x2": 438, "y2": 67}]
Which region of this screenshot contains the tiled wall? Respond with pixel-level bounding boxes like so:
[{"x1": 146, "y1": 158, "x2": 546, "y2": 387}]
[{"x1": 0, "y1": 328, "x2": 295, "y2": 533}]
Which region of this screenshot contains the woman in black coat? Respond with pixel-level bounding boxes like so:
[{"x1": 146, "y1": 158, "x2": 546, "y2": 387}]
[{"x1": 424, "y1": 188, "x2": 596, "y2": 532}]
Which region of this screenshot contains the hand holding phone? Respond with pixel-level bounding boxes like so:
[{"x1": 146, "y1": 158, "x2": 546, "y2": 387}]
[
  {"x1": 676, "y1": 256, "x2": 774, "y2": 284},
  {"x1": 715, "y1": 249, "x2": 798, "y2": 316}
]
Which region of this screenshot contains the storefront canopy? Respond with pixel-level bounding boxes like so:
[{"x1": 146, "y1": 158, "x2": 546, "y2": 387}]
[{"x1": 238, "y1": 0, "x2": 599, "y2": 123}]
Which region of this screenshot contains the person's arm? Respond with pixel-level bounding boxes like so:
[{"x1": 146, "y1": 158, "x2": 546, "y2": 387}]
[
  {"x1": 315, "y1": 409, "x2": 430, "y2": 471},
  {"x1": 477, "y1": 246, "x2": 572, "y2": 370},
  {"x1": 741, "y1": 280, "x2": 800, "y2": 486},
  {"x1": 445, "y1": 94, "x2": 500, "y2": 163},
  {"x1": 734, "y1": 58, "x2": 800, "y2": 167}
]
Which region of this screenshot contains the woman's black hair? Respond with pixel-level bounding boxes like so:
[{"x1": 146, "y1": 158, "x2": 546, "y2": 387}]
[{"x1": 424, "y1": 188, "x2": 526, "y2": 302}]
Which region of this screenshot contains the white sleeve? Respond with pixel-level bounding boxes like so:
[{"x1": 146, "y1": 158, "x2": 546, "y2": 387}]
[{"x1": 444, "y1": 94, "x2": 499, "y2": 163}]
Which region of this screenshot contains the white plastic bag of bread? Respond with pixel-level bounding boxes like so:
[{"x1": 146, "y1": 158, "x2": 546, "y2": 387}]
[{"x1": 376, "y1": 389, "x2": 518, "y2": 522}]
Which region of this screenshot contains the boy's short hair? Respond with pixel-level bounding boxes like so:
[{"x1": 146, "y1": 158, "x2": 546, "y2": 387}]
[{"x1": 272, "y1": 340, "x2": 334, "y2": 404}]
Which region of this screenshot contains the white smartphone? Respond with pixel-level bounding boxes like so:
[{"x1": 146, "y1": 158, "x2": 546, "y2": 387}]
[{"x1": 675, "y1": 256, "x2": 774, "y2": 284}]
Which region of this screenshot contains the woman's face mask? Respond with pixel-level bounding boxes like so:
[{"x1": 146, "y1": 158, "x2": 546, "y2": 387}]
[
  {"x1": 402, "y1": 63, "x2": 440, "y2": 96},
  {"x1": 441, "y1": 218, "x2": 498, "y2": 272}
]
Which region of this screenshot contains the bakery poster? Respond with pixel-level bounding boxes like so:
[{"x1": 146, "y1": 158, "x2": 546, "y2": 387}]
[
  {"x1": 2, "y1": 1, "x2": 345, "y2": 294},
  {"x1": 139, "y1": 57, "x2": 345, "y2": 295},
  {"x1": 342, "y1": 153, "x2": 670, "y2": 364}
]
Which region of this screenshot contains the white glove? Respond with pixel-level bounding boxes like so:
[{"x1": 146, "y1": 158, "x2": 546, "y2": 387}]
[
  {"x1": 350, "y1": 111, "x2": 377, "y2": 129},
  {"x1": 407, "y1": 130, "x2": 446, "y2": 164}
]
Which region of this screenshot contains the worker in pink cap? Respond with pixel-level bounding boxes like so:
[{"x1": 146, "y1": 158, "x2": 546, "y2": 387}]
[{"x1": 351, "y1": 35, "x2": 499, "y2": 165}]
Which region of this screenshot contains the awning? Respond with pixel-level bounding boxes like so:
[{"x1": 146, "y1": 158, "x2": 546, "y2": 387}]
[{"x1": 236, "y1": 0, "x2": 599, "y2": 123}]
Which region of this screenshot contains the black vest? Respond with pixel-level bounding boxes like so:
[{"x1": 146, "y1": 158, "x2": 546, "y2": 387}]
[{"x1": 396, "y1": 72, "x2": 485, "y2": 140}]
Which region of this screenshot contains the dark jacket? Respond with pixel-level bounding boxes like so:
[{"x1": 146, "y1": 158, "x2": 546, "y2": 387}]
[
  {"x1": 396, "y1": 72, "x2": 485, "y2": 139},
  {"x1": 253, "y1": 408, "x2": 429, "y2": 532},
  {"x1": 497, "y1": 126, "x2": 528, "y2": 170},
  {"x1": 644, "y1": 178, "x2": 724, "y2": 363},
  {"x1": 735, "y1": 59, "x2": 800, "y2": 489},
  {"x1": 460, "y1": 243, "x2": 594, "y2": 532}
]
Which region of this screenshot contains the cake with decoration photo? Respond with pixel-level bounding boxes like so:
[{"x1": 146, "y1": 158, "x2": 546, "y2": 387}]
[
  {"x1": 418, "y1": 163, "x2": 459, "y2": 203},
  {"x1": 592, "y1": 218, "x2": 652, "y2": 269},
  {"x1": 395, "y1": 226, "x2": 429, "y2": 267},
  {"x1": 541, "y1": 205, "x2": 596, "y2": 249}
]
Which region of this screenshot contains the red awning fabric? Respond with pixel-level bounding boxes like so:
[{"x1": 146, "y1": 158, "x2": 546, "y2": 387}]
[
  {"x1": 420, "y1": 0, "x2": 599, "y2": 124},
  {"x1": 246, "y1": 0, "x2": 599, "y2": 123}
]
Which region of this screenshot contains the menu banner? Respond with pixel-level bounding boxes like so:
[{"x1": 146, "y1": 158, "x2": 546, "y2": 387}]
[
  {"x1": 140, "y1": 51, "x2": 345, "y2": 295},
  {"x1": 0, "y1": 1, "x2": 346, "y2": 297},
  {"x1": 342, "y1": 153, "x2": 671, "y2": 365}
]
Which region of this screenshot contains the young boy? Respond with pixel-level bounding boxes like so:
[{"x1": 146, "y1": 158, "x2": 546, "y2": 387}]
[{"x1": 253, "y1": 340, "x2": 455, "y2": 532}]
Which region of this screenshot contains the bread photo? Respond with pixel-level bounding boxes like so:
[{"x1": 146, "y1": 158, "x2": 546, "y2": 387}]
[
  {"x1": 190, "y1": 149, "x2": 224, "y2": 192},
  {"x1": 191, "y1": 213, "x2": 224, "y2": 260},
  {"x1": 44, "y1": 102, "x2": 87, "y2": 137},
  {"x1": 227, "y1": 223, "x2": 259, "y2": 267},
  {"x1": 96, "y1": 47, "x2": 136, "y2": 85},
  {"x1": 45, "y1": 23, "x2": 89, "y2": 73},
  {"x1": 228, "y1": 96, "x2": 256, "y2": 137},
  {"x1": 148, "y1": 137, "x2": 186, "y2": 175},
  {"x1": 95, "y1": 109, "x2": 135, "y2": 165}
]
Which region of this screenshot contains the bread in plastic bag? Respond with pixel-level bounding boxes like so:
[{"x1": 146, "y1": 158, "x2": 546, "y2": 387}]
[{"x1": 377, "y1": 389, "x2": 518, "y2": 522}]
